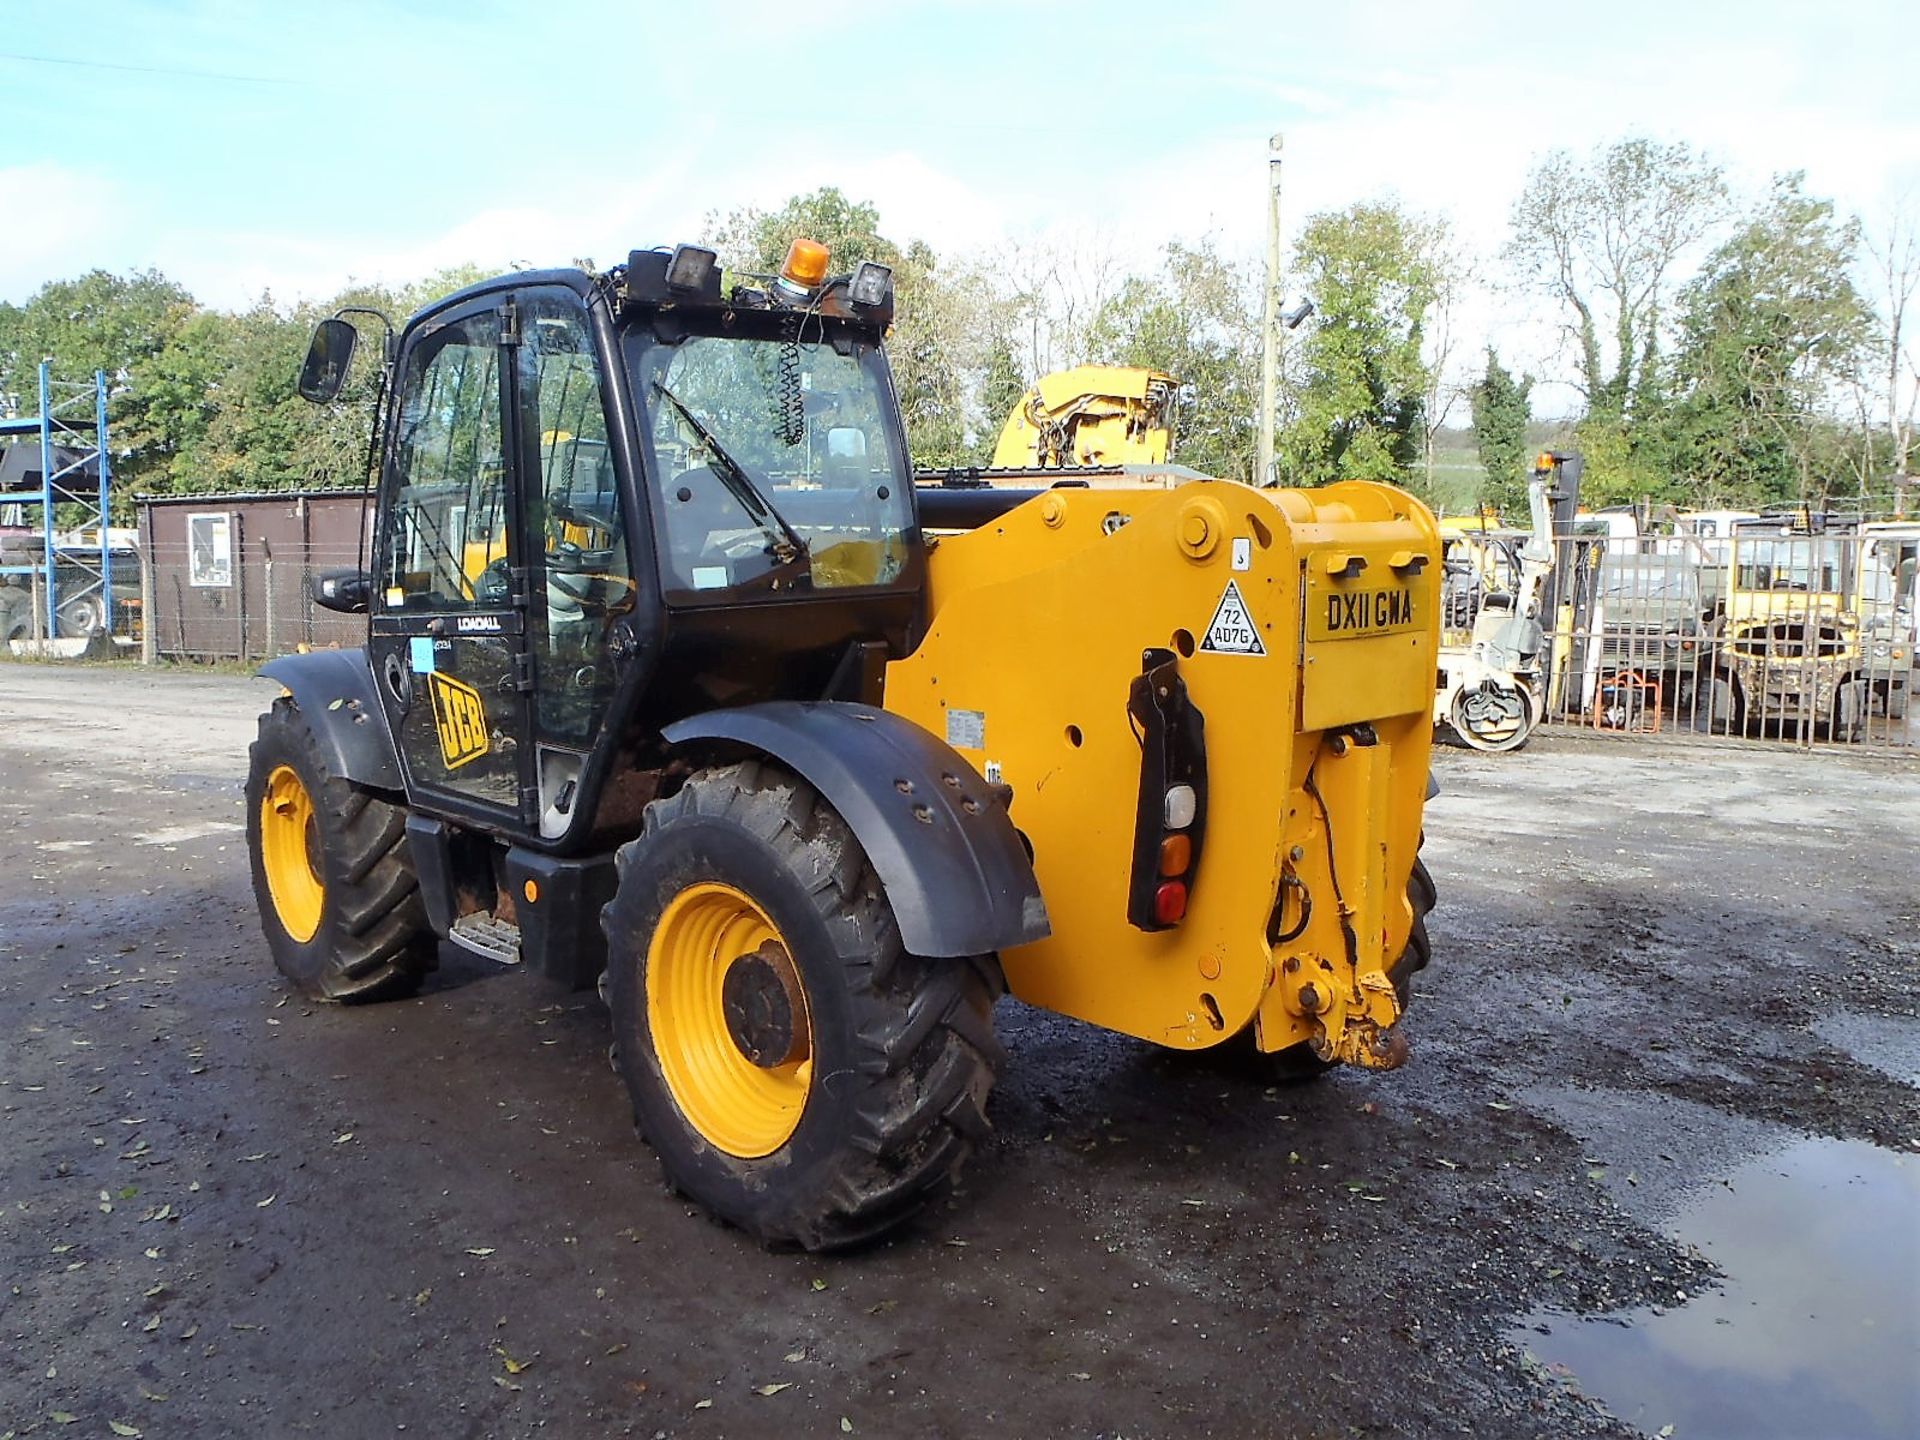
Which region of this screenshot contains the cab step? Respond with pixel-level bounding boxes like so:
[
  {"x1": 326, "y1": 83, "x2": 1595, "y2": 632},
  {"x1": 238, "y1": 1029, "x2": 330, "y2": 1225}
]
[{"x1": 448, "y1": 913, "x2": 523, "y2": 965}]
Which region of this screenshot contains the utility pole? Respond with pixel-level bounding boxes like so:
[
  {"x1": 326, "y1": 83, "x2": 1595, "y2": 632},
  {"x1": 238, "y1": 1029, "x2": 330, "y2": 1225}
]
[{"x1": 1257, "y1": 133, "x2": 1284, "y2": 488}]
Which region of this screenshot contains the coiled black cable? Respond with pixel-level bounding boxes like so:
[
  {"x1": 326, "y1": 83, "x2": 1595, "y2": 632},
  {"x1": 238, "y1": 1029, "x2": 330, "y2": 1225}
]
[{"x1": 775, "y1": 309, "x2": 805, "y2": 447}]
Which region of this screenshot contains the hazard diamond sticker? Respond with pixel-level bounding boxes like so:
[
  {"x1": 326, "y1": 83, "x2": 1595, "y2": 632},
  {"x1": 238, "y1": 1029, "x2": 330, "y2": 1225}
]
[{"x1": 1200, "y1": 579, "x2": 1265, "y2": 655}]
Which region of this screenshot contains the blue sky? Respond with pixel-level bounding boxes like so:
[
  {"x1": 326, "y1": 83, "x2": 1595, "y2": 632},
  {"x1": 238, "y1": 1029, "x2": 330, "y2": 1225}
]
[{"x1": 4, "y1": 0, "x2": 1918, "y2": 401}]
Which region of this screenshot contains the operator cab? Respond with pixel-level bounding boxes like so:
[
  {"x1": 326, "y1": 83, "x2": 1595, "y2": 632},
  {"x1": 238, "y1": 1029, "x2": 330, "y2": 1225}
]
[{"x1": 299, "y1": 240, "x2": 918, "y2": 852}]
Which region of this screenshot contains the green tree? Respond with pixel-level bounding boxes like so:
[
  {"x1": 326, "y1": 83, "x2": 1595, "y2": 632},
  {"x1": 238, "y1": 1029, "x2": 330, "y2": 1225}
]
[
  {"x1": 1468, "y1": 348, "x2": 1533, "y2": 518},
  {"x1": 1277, "y1": 201, "x2": 1438, "y2": 487},
  {"x1": 1507, "y1": 138, "x2": 1729, "y2": 424},
  {"x1": 976, "y1": 331, "x2": 1027, "y2": 462},
  {"x1": 0, "y1": 269, "x2": 198, "y2": 496},
  {"x1": 1665, "y1": 173, "x2": 1870, "y2": 505},
  {"x1": 705, "y1": 188, "x2": 992, "y2": 469},
  {"x1": 1086, "y1": 238, "x2": 1261, "y2": 481}
]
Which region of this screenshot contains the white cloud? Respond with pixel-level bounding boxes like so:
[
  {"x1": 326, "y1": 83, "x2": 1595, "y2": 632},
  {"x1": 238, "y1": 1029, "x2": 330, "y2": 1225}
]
[{"x1": 0, "y1": 164, "x2": 124, "y2": 298}]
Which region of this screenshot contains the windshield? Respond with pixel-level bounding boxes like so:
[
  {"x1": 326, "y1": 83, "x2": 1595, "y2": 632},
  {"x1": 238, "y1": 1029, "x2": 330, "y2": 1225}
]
[
  {"x1": 1601, "y1": 559, "x2": 1698, "y2": 602},
  {"x1": 626, "y1": 325, "x2": 915, "y2": 598},
  {"x1": 1732, "y1": 537, "x2": 1850, "y2": 594}
]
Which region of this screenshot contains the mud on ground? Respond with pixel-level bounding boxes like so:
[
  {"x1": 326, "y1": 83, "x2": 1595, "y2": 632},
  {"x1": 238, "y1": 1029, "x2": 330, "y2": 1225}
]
[{"x1": 1, "y1": 664, "x2": 1915, "y2": 1438}]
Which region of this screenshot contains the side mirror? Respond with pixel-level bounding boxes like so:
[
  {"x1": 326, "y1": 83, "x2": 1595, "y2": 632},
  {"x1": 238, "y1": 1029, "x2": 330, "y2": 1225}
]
[
  {"x1": 311, "y1": 567, "x2": 372, "y2": 614},
  {"x1": 298, "y1": 318, "x2": 359, "y2": 403}
]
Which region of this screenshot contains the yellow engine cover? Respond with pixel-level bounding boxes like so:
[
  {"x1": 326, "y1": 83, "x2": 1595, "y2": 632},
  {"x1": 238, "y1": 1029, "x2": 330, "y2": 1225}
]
[{"x1": 885, "y1": 479, "x2": 1439, "y2": 1057}]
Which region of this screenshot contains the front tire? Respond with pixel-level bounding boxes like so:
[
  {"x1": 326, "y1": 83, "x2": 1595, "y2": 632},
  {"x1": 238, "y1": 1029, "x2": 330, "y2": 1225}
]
[
  {"x1": 602, "y1": 760, "x2": 1002, "y2": 1250},
  {"x1": 244, "y1": 698, "x2": 436, "y2": 1001}
]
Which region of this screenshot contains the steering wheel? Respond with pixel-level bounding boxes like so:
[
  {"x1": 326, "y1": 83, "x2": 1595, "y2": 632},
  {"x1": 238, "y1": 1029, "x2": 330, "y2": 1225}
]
[{"x1": 474, "y1": 557, "x2": 512, "y2": 606}]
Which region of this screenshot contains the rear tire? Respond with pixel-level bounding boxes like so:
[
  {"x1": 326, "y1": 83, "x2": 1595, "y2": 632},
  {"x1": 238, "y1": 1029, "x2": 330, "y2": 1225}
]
[
  {"x1": 1447, "y1": 681, "x2": 1536, "y2": 753},
  {"x1": 55, "y1": 592, "x2": 106, "y2": 638},
  {"x1": 244, "y1": 697, "x2": 436, "y2": 1001},
  {"x1": 602, "y1": 760, "x2": 1003, "y2": 1250},
  {"x1": 1249, "y1": 855, "x2": 1435, "y2": 1083}
]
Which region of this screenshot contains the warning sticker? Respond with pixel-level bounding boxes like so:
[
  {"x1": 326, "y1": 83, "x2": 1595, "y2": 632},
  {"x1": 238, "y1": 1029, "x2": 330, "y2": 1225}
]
[
  {"x1": 947, "y1": 708, "x2": 986, "y2": 750},
  {"x1": 1200, "y1": 579, "x2": 1266, "y2": 656}
]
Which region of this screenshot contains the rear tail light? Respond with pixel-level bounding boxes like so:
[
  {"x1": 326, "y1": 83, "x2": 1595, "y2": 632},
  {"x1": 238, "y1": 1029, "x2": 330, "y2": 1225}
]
[
  {"x1": 1164, "y1": 783, "x2": 1197, "y2": 829},
  {"x1": 1158, "y1": 833, "x2": 1192, "y2": 876},
  {"x1": 1126, "y1": 649, "x2": 1207, "y2": 932}
]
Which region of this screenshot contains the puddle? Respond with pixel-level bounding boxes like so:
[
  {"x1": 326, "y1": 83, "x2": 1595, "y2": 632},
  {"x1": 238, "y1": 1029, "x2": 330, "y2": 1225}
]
[{"x1": 1515, "y1": 1136, "x2": 1920, "y2": 1439}]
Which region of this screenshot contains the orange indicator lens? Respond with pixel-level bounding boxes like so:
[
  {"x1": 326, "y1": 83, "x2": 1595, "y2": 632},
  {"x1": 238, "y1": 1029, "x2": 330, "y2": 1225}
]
[
  {"x1": 1158, "y1": 833, "x2": 1191, "y2": 876},
  {"x1": 781, "y1": 238, "x2": 830, "y2": 289}
]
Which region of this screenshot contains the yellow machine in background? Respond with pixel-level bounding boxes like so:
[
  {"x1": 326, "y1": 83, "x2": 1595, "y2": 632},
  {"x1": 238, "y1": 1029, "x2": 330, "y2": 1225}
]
[{"x1": 990, "y1": 365, "x2": 1177, "y2": 469}]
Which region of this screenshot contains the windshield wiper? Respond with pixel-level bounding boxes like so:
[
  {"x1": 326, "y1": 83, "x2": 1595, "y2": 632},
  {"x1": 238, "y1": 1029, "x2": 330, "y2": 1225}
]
[{"x1": 652, "y1": 381, "x2": 807, "y2": 565}]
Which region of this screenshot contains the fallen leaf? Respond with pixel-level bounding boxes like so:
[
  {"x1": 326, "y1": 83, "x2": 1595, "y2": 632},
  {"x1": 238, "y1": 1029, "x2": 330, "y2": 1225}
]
[
  {"x1": 256, "y1": 1194, "x2": 276, "y2": 1209},
  {"x1": 1435, "y1": 1158, "x2": 1461, "y2": 1170},
  {"x1": 1657, "y1": 1428, "x2": 1675, "y2": 1439},
  {"x1": 754, "y1": 1383, "x2": 792, "y2": 1397},
  {"x1": 138, "y1": 1386, "x2": 168, "y2": 1402},
  {"x1": 333, "y1": 1133, "x2": 353, "y2": 1145},
  {"x1": 467, "y1": 1247, "x2": 496, "y2": 1258},
  {"x1": 49, "y1": 1413, "x2": 76, "y2": 1426},
  {"x1": 1070, "y1": 1371, "x2": 1092, "y2": 1381},
  {"x1": 783, "y1": 1349, "x2": 806, "y2": 1363},
  {"x1": 143, "y1": 1248, "x2": 161, "y2": 1260},
  {"x1": 694, "y1": 1399, "x2": 713, "y2": 1410},
  {"x1": 841, "y1": 1420, "x2": 853, "y2": 1434},
  {"x1": 809, "y1": 1278, "x2": 827, "y2": 1292},
  {"x1": 604, "y1": 1342, "x2": 628, "y2": 1357},
  {"x1": 491, "y1": 1377, "x2": 521, "y2": 1393},
  {"x1": 328, "y1": 698, "x2": 345, "y2": 711},
  {"x1": 496, "y1": 1346, "x2": 530, "y2": 1375},
  {"x1": 109, "y1": 1424, "x2": 142, "y2": 1438},
  {"x1": 413, "y1": 1289, "x2": 431, "y2": 1307},
  {"x1": 1487, "y1": 1101, "x2": 1514, "y2": 1111},
  {"x1": 142, "y1": 1315, "x2": 161, "y2": 1332}
]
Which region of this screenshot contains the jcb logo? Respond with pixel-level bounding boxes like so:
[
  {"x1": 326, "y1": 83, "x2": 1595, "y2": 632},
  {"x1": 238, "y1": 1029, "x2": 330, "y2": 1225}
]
[{"x1": 429, "y1": 672, "x2": 490, "y2": 771}]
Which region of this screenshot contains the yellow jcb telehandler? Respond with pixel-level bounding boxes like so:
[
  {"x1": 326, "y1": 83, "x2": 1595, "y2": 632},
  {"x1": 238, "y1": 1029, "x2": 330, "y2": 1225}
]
[{"x1": 249, "y1": 237, "x2": 1441, "y2": 1248}]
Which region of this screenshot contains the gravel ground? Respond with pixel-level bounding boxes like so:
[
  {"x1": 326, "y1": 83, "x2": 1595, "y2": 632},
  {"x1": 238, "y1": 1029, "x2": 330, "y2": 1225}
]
[{"x1": 1, "y1": 662, "x2": 1915, "y2": 1439}]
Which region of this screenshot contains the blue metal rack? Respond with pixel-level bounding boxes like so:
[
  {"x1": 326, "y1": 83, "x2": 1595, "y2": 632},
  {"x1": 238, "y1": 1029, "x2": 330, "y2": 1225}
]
[{"x1": 0, "y1": 364, "x2": 112, "y2": 638}]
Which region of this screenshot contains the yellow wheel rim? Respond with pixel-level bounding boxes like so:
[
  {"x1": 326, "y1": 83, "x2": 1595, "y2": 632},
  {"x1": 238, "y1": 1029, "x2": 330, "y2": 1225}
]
[
  {"x1": 260, "y1": 764, "x2": 325, "y2": 944},
  {"x1": 647, "y1": 882, "x2": 813, "y2": 1158}
]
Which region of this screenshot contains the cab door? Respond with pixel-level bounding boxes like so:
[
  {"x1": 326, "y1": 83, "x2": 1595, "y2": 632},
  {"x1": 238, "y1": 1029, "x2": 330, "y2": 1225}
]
[{"x1": 369, "y1": 301, "x2": 532, "y2": 826}]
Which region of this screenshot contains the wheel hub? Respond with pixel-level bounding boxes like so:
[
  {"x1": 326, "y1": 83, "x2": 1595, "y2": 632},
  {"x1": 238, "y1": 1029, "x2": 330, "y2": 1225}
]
[{"x1": 722, "y1": 942, "x2": 807, "y2": 1067}]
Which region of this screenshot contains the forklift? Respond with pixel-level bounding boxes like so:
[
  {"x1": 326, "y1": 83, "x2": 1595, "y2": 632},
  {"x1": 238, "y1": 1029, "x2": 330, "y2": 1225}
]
[{"x1": 250, "y1": 238, "x2": 1443, "y2": 1248}]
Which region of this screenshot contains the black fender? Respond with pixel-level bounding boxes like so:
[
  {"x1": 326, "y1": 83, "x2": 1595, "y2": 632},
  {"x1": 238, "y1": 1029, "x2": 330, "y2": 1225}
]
[
  {"x1": 258, "y1": 649, "x2": 403, "y2": 792},
  {"x1": 662, "y1": 701, "x2": 1050, "y2": 959}
]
